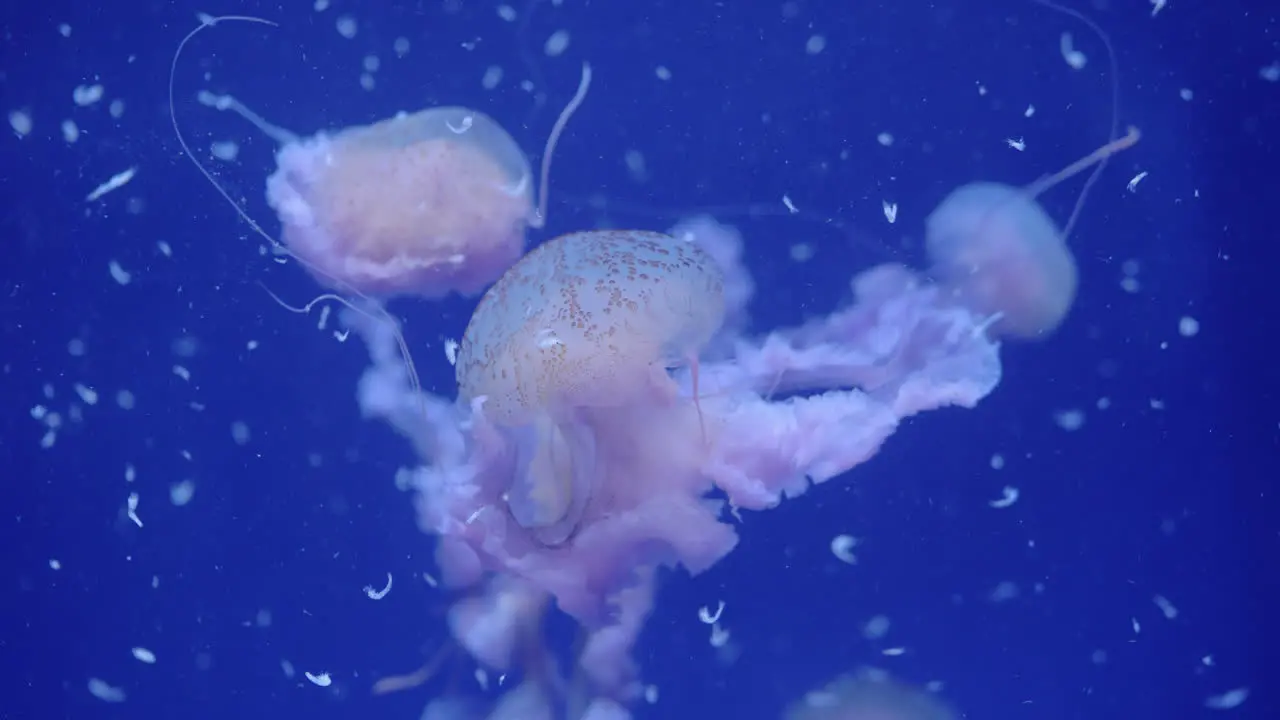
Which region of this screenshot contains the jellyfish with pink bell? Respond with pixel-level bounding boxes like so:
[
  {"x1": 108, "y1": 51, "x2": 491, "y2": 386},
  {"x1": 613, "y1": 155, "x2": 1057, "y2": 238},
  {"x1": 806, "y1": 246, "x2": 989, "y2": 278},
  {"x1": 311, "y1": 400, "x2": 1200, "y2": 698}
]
[
  {"x1": 170, "y1": 15, "x2": 590, "y2": 300},
  {"x1": 785, "y1": 670, "x2": 956, "y2": 720}
]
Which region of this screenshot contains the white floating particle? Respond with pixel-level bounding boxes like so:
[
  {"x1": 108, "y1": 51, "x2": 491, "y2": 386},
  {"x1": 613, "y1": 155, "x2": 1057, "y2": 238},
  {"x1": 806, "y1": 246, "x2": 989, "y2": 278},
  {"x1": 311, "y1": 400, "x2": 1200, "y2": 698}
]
[
  {"x1": 645, "y1": 685, "x2": 659, "y2": 703},
  {"x1": 231, "y1": 421, "x2": 251, "y2": 445},
  {"x1": 988, "y1": 486, "x2": 1019, "y2": 508},
  {"x1": 709, "y1": 624, "x2": 730, "y2": 647},
  {"x1": 1152, "y1": 594, "x2": 1178, "y2": 619},
  {"x1": 1006, "y1": 137, "x2": 1026, "y2": 151},
  {"x1": 863, "y1": 615, "x2": 890, "y2": 639},
  {"x1": 1059, "y1": 33, "x2": 1087, "y2": 69},
  {"x1": 990, "y1": 453, "x2": 1005, "y2": 470},
  {"x1": 363, "y1": 54, "x2": 380, "y2": 72},
  {"x1": 1024, "y1": 104, "x2": 1036, "y2": 118},
  {"x1": 805, "y1": 35, "x2": 827, "y2": 55},
  {"x1": 304, "y1": 671, "x2": 333, "y2": 687},
  {"x1": 655, "y1": 65, "x2": 672, "y2": 81},
  {"x1": 1053, "y1": 409, "x2": 1085, "y2": 431},
  {"x1": 131, "y1": 647, "x2": 157, "y2": 664},
  {"x1": 116, "y1": 390, "x2": 136, "y2": 409},
  {"x1": 108, "y1": 99, "x2": 125, "y2": 118},
  {"x1": 1204, "y1": 688, "x2": 1248, "y2": 710},
  {"x1": 156, "y1": 241, "x2": 172, "y2": 257},
  {"x1": 1179, "y1": 88, "x2": 1193, "y2": 101},
  {"x1": 108, "y1": 260, "x2": 132, "y2": 285},
  {"x1": 444, "y1": 339, "x2": 459, "y2": 366},
  {"x1": 989, "y1": 581, "x2": 1020, "y2": 602},
  {"x1": 333, "y1": 329, "x2": 349, "y2": 342},
  {"x1": 544, "y1": 30, "x2": 570, "y2": 57},
  {"x1": 73, "y1": 383, "x2": 99, "y2": 406},
  {"x1": 1131, "y1": 616, "x2": 1141, "y2": 634},
  {"x1": 790, "y1": 243, "x2": 814, "y2": 263},
  {"x1": 59, "y1": 23, "x2": 72, "y2": 37},
  {"x1": 364, "y1": 572, "x2": 393, "y2": 600},
  {"x1": 1150, "y1": 0, "x2": 1167, "y2": 16},
  {"x1": 73, "y1": 84, "x2": 105, "y2": 106},
  {"x1": 830, "y1": 534, "x2": 858, "y2": 564},
  {"x1": 782, "y1": 195, "x2": 799, "y2": 214},
  {"x1": 172, "y1": 365, "x2": 191, "y2": 381},
  {"x1": 125, "y1": 463, "x2": 136, "y2": 482},
  {"x1": 9, "y1": 109, "x2": 33, "y2": 137},
  {"x1": 335, "y1": 15, "x2": 357, "y2": 39},
  {"x1": 61, "y1": 119, "x2": 80, "y2": 143},
  {"x1": 881, "y1": 201, "x2": 898, "y2": 224},
  {"x1": 1260, "y1": 63, "x2": 1280, "y2": 82},
  {"x1": 1178, "y1": 316, "x2": 1200, "y2": 338},
  {"x1": 1127, "y1": 171, "x2": 1148, "y2": 192},
  {"x1": 86, "y1": 166, "x2": 137, "y2": 202},
  {"x1": 126, "y1": 492, "x2": 143, "y2": 527},
  {"x1": 359, "y1": 73, "x2": 376, "y2": 91},
  {"x1": 49, "y1": 558, "x2": 62, "y2": 570},
  {"x1": 313, "y1": 0, "x2": 330, "y2": 10},
  {"x1": 475, "y1": 668, "x2": 489, "y2": 690},
  {"x1": 393, "y1": 37, "x2": 410, "y2": 56},
  {"x1": 881, "y1": 647, "x2": 906, "y2": 656},
  {"x1": 1201, "y1": 655, "x2": 1215, "y2": 666},
  {"x1": 698, "y1": 601, "x2": 725, "y2": 624},
  {"x1": 496, "y1": 4, "x2": 517, "y2": 21},
  {"x1": 88, "y1": 678, "x2": 126, "y2": 702},
  {"x1": 170, "y1": 480, "x2": 196, "y2": 506},
  {"x1": 876, "y1": 132, "x2": 894, "y2": 147},
  {"x1": 481, "y1": 65, "x2": 504, "y2": 90},
  {"x1": 423, "y1": 571, "x2": 439, "y2": 587},
  {"x1": 210, "y1": 140, "x2": 240, "y2": 161}
]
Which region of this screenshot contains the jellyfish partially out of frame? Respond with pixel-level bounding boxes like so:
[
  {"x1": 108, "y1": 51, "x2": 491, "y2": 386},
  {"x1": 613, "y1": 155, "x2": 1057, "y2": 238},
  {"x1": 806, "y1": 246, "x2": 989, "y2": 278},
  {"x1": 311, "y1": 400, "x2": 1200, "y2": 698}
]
[
  {"x1": 785, "y1": 670, "x2": 957, "y2": 720},
  {"x1": 169, "y1": 14, "x2": 591, "y2": 299}
]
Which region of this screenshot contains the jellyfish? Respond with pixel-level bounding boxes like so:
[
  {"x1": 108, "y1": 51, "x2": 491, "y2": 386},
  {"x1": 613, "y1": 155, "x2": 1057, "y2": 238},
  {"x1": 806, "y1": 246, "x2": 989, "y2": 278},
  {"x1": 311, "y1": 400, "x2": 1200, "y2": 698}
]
[
  {"x1": 455, "y1": 229, "x2": 726, "y2": 546},
  {"x1": 925, "y1": 126, "x2": 1140, "y2": 339},
  {"x1": 785, "y1": 670, "x2": 956, "y2": 720},
  {"x1": 169, "y1": 14, "x2": 591, "y2": 299}
]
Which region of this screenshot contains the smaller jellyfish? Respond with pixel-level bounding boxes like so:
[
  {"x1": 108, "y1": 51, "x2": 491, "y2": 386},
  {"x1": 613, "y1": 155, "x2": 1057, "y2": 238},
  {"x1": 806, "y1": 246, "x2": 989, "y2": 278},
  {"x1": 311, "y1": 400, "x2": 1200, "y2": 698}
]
[
  {"x1": 925, "y1": 127, "x2": 1140, "y2": 339},
  {"x1": 265, "y1": 107, "x2": 537, "y2": 298},
  {"x1": 925, "y1": 182, "x2": 1077, "y2": 338},
  {"x1": 171, "y1": 16, "x2": 591, "y2": 299},
  {"x1": 785, "y1": 671, "x2": 956, "y2": 720}
]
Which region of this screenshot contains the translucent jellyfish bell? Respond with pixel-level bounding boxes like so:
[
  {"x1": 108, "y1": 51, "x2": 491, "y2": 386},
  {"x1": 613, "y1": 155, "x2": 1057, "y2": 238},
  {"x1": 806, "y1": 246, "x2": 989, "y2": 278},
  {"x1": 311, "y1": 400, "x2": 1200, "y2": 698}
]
[
  {"x1": 266, "y1": 106, "x2": 535, "y2": 298},
  {"x1": 455, "y1": 230, "x2": 726, "y2": 544},
  {"x1": 925, "y1": 127, "x2": 1140, "y2": 339}
]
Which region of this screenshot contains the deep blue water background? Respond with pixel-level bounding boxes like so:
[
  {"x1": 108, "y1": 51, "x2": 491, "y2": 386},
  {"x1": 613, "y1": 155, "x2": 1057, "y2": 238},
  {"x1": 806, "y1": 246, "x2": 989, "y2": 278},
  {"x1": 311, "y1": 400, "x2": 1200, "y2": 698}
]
[{"x1": 2, "y1": 1, "x2": 1276, "y2": 719}]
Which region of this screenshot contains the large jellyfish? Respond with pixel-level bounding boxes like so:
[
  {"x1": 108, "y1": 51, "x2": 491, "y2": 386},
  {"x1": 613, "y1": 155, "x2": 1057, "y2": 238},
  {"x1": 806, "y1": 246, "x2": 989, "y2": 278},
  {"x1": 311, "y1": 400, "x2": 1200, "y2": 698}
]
[
  {"x1": 343, "y1": 112, "x2": 1139, "y2": 717},
  {"x1": 170, "y1": 15, "x2": 591, "y2": 299}
]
